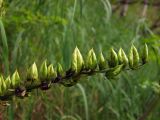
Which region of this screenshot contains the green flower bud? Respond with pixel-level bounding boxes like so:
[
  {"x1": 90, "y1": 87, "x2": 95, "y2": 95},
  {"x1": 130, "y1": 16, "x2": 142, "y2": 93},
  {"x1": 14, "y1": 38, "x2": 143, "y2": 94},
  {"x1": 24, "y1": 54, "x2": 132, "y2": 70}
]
[
  {"x1": 71, "y1": 47, "x2": 84, "y2": 74},
  {"x1": 98, "y1": 52, "x2": 106, "y2": 70},
  {"x1": 86, "y1": 48, "x2": 97, "y2": 70},
  {"x1": 27, "y1": 62, "x2": 38, "y2": 80},
  {"x1": 5, "y1": 76, "x2": 11, "y2": 89},
  {"x1": 57, "y1": 63, "x2": 64, "y2": 76},
  {"x1": 11, "y1": 70, "x2": 20, "y2": 88},
  {"x1": 105, "y1": 65, "x2": 123, "y2": 79},
  {"x1": 108, "y1": 47, "x2": 118, "y2": 67},
  {"x1": 40, "y1": 60, "x2": 48, "y2": 80},
  {"x1": 0, "y1": 75, "x2": 7, "y2": 94},
  {"x1": 121, "y1": 49, "x2": 128, "y2": 66},
  {"x1": 118, "y1": 48, "x2": 123, "y2": 64},
  {"x1": 47, "y1": 64, "x2": 57, "y2": 79},
  {"x1": 118, "y1": 48, "x2": 128, "y2": 67},
  {"x1": 132, "y1": 45, "x2": 140, "y2": 68},
  {"x1": 129, "y1": 45, "x2": 140, "y2": 69},
  {"x1": 142, "y1": 43, "x2": 148, "y2": 64},
  {"x1": 129, "y1": 46, "x2": 134, "y2": 69}
]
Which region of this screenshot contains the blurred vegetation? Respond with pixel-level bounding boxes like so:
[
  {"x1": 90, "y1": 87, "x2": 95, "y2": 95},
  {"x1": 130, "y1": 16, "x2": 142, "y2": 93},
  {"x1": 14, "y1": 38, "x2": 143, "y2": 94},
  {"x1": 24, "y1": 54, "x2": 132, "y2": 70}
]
[{"x1": 0, "y1": 0, "x2": 160, "y2": 120}]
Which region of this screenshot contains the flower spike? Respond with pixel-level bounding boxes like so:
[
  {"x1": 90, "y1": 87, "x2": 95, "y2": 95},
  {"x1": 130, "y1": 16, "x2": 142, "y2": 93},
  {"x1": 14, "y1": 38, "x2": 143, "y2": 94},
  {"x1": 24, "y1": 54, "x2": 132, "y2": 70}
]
[{"x1": 0, "y1": 45, "x2": 148, "y2": 100}]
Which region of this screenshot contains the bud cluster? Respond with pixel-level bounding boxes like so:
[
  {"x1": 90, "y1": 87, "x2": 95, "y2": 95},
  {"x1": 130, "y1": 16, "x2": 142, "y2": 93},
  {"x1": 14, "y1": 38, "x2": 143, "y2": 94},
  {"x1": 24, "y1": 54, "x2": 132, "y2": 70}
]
[
  {"x1": 0, "y1": 70, "x2": 20, "y2": 96},
  {"x1": 0, "y1": 44, "x2": 148, "y2": 101}
]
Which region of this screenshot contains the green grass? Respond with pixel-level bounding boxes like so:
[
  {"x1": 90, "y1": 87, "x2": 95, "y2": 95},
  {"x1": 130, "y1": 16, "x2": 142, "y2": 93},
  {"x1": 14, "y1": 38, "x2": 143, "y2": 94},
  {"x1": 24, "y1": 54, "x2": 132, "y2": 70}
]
[{"x1": 0, "y1": 0, "x2": 160, "y2": 120}]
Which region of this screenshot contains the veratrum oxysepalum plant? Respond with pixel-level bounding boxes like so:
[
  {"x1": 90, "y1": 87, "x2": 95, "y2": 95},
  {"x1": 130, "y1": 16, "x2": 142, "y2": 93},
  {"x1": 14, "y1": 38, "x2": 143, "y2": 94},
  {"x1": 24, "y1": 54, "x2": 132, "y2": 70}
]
[{"x1": 0, "y1": 44, "x2": 148, "y2": 101}]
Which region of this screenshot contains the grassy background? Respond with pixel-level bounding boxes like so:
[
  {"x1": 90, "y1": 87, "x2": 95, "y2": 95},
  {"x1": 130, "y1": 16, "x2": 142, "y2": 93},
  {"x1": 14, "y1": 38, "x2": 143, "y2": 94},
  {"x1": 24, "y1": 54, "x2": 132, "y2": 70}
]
[{"x1": 0, "y1": 0, "x2": 160, "y2": 120}]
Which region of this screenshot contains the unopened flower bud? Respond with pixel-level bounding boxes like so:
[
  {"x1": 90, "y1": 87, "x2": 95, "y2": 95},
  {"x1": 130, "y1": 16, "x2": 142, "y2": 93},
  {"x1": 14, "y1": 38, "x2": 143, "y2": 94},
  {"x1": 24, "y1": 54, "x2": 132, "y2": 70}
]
[
  {"x1": 142, "y1": 43, "x2": 148, "y2": 64},
  {"x1": 71, "y1": 47, "x2": 84, "y2": 74},
  {"x1": 57, "y1": 63, "x2": 64, "y2": 76},
  {"x1": 47, "y1": 64, "x2": 57, "y2": 79},
  {"x1": 98, "y1": 52, "x2": 106, "y2": 70},
  {"x1": 11, "y1": 70, "x2": 20, "y2": 88},
  {"x1": 0, "y1": 75, "x2": 7, "y2": 94},
  {"x1": 129, "y1": 46, "x2": 134, "y2": 69},
  {"x1": 5, "y1": 76, "x2": 11, "y2": 89},
  {"x1": 105, "y1": 65, "x2": 123, "y2": 79},
  {"x1": 40, "y1": 60, "x2": 48, "y2": 80},
  {"x1": 86, "y1": 48, "x2": 97, "y2": 70},
  {"x1": 118, "y1": 48, "x2": 123, "y2": 64},
  {"x1": 118, "y1": 48, "x2": 128, "y2": 67},
  {"x1": 27, "y1": 62, "x2": 38, "y2": 81},
  {"x1": 132, "y1": 45, "x2": 139, "y2": 68},
  {"x1": 108, "y1": 47, "x2": 118, "y2": 67}
]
